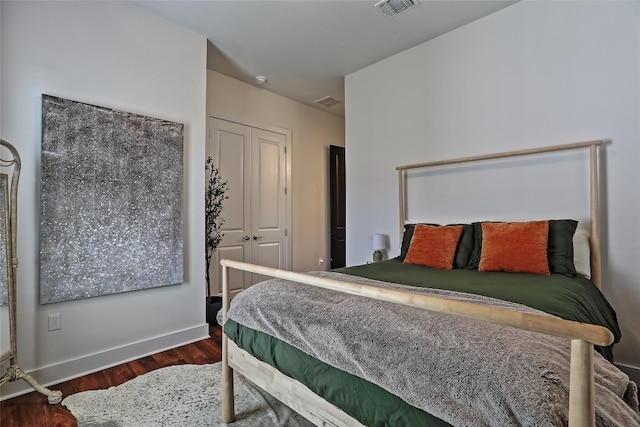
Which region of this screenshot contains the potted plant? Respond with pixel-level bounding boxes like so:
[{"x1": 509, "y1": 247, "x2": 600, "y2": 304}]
[{"x1": 205, "y1": 156, "x2": 228, "y2": 325}]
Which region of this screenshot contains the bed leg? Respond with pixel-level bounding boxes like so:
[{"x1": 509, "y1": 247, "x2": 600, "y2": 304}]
[
  {"x1": 221, "y1": 263, "x2": 235, "y2": 423},
  {"x1": 222, "y1": 335, "x2": 235, "y2": 423},
  {"x1": 568, "y1": 339, "x2": 595, "y2": 427}
]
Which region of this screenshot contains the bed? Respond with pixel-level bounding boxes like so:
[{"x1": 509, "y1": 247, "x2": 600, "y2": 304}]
[{"x1": 219, "y1": 140, "x2": 640, "y2": 426}]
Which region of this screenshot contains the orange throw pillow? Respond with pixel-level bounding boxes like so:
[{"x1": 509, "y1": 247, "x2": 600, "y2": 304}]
[
  {"x1": 403, "y1": 224, "x2": 463, "y2": 270},
  {"x1": 478, "y1": 221, "x2": 550, "y2": 275}
]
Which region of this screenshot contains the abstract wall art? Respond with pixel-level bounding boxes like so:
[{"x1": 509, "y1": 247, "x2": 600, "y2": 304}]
[{"x1": 40, "y1": 95, "x2": 184, "y2": 304}]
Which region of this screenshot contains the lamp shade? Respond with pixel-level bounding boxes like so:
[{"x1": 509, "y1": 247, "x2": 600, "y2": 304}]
[{"x1": 371, "y1": 233, "x2": 386, "y2": 251}]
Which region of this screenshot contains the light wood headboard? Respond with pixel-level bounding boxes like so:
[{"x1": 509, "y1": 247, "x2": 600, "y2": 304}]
[{"x1": 396, "y1": 140, "x2": 604, "y2": 288}]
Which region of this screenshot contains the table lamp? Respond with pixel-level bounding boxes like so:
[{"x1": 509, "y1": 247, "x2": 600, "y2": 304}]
[{"x1": 371, "y1": 233, "x2": 386, "y2": 262}]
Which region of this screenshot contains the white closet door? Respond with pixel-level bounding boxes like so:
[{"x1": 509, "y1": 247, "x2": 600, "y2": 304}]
[
  {"x1": 208, "y1": 118, "x2": 251, "y2": 294},
  {"x1": 207, "y1": 117, "x2": 288, "y2": 295},
  {"x1": 250, "y1": 128, "x2": 287, "y2": 285}
]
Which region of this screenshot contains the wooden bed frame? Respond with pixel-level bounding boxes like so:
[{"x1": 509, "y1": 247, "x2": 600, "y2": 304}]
[{"x1": 221, "y1": 139, "x2": 610, "y2": 427}]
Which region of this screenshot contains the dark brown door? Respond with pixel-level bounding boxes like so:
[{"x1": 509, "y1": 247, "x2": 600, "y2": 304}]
[{"x1": 329, "y1": 145, "x2": 346, "y2": 268}]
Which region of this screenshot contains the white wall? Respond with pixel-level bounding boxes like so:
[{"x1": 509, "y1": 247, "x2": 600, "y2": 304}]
[
  {"x1": 1, "y1": 1, "x2": 208, "y2": 398},
  {"x1": 207, "y1": 70, "x2": 345, "y2": 273},
  {"x1": 346, "y1": 2, "x2": 639, "y2": 372}
]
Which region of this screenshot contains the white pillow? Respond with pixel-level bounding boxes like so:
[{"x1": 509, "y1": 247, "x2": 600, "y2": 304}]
[{"x1": 573, "y1": 228, "x2": 591, "y2": 279}]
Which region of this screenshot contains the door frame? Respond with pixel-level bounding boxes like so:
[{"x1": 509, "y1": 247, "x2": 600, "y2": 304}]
[{"x1": 209, "y1": 115, "x2": 292, "y2": 272}]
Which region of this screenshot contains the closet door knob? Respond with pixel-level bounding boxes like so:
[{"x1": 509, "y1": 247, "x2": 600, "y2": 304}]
[
  {"x1": 241, "y1": 235, "x2": 250, "y2": 241},
  {"x1": 252, "y1": 235, "x2": 263, "y2": 240}
]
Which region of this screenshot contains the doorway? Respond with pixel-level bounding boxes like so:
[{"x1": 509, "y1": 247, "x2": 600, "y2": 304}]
[{"x1": 329, "y1": 145, "x2": 346, "y2": 268}]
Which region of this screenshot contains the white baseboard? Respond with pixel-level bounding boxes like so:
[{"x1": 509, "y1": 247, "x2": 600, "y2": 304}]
[
  {"x1": 0, "y1": 323, "x2": 210, "y2": 401},
  {"x1": 616, "y1": 362, "x2": 640, "y2": 385}
]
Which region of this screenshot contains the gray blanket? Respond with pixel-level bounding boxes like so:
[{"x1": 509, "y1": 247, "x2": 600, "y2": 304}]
[{"x1": 226, "y1": 271, "x2": 640, "y2": 426}]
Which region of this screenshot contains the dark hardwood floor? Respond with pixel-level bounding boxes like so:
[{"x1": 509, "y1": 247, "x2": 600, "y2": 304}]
[{"x1": 1, "y1": 325, "x2": 223, "y2": 427}]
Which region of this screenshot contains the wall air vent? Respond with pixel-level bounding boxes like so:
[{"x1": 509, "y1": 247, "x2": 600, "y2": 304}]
[
  {"x1": 375, "y1": 0, "x2": 419, "y2": 18},
  {"x1": 314, "y1": 96, "x2": 342, "y2": 108}
]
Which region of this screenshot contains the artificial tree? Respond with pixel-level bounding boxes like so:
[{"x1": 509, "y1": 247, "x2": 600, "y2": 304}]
[{"x1": 205, "y1": 156, "x2": 228, "y2": 324}]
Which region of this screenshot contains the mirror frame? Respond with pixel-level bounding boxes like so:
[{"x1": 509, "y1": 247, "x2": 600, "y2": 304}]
[
  {"x1": 1, "y1": 172, "x2": 12, "y2": 362},
  {"x1": 0, "y1": 139, "x2": 62, "y2": 403}
]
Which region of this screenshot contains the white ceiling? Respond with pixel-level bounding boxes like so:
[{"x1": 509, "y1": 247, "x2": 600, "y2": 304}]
[{"x1": 132, "y1": 0, "x2": 518, "y2": 117}]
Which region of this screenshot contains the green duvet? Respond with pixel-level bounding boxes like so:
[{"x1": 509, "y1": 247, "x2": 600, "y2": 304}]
[
  {"x1": 335, "y1": 260, "x2": 620, "y2": 360},
  {"x1": 224, "y1": 260, "x2": 622, "y2": 427}
]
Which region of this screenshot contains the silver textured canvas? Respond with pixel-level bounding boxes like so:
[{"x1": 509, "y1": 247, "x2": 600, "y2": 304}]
[{"x1": 40, "y1": 95, "x2": 183, "y2": 304}]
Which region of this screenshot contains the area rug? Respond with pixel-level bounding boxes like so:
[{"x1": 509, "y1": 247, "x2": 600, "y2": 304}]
[{"x1": 62, "y1": 362, "x2": 314, "y2": 427}]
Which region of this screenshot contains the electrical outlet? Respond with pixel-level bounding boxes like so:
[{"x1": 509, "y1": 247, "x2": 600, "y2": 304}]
[{"x1": 48, "y1": 313, "x2": 61, "y2": 331}]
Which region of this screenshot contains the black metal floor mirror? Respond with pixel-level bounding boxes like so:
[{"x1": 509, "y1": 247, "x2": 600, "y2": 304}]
[{"x1": 0, "y1": 139, "x2": 62, "y2": 403}]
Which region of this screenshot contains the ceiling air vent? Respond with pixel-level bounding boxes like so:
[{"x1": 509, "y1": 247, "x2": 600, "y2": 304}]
[
  {"x1": 314, "y1": 96, "x2": 342, "y2": 108},
  {"x1": 375, "y1": 0, "x2": 420, "y2": 18}
]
